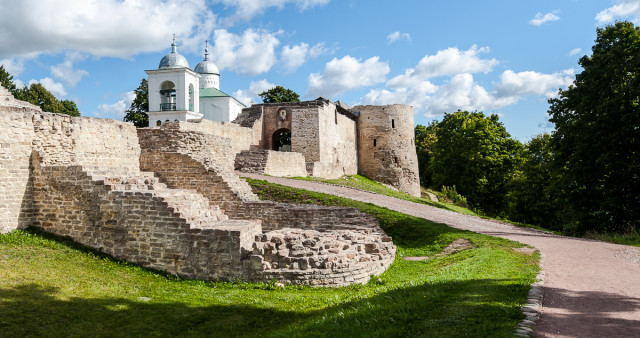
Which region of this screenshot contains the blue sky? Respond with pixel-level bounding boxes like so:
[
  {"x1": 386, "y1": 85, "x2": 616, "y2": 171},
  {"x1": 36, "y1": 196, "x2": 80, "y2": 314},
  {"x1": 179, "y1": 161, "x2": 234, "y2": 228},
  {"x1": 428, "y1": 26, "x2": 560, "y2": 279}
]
[{"x1": 1, "y1": 0, "x2": 639, "y2": 140}]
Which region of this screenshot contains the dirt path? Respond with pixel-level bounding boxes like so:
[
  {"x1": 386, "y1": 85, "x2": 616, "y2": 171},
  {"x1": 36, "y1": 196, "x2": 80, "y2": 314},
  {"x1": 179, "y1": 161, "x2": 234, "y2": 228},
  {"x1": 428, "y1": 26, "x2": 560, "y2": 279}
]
[{"x1": 241, "y1": 173, "x2": 640, "y2": 337}]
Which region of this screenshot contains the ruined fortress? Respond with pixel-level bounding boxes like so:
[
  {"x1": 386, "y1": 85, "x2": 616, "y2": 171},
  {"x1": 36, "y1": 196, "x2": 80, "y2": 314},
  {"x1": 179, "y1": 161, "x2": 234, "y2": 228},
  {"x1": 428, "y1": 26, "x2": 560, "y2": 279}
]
[{"x1": 0, "y1": 85, "x2": 414, "y2": 286}]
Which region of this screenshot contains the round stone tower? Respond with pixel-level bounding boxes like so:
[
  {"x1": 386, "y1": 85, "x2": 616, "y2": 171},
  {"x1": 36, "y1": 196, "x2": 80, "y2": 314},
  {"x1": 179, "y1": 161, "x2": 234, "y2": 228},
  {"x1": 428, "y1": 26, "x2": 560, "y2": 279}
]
[{"x1": 354, "y1": 104, "x2": 421, "y2": 197}]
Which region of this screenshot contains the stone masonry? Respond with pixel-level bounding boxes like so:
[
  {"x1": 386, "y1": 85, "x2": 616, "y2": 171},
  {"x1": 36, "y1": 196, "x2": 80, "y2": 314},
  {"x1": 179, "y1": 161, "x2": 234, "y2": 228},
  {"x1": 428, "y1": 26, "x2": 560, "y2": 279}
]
[{"x1": 1, "y1": 88, "x2": 395, "y2": 286}]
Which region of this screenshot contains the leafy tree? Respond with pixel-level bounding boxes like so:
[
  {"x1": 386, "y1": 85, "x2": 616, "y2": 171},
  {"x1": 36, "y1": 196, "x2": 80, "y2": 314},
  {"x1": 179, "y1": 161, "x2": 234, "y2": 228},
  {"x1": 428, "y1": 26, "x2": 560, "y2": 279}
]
[
  {"x1": 0, "y1": 65, "x2": 17, "y2": 92},
  {"x1": 430, "y1": 111, "x2": 524, "y2": 214},
  {"x1": 123, "y1": 78, "x2": 149, "y2": 128},
  {"x1": 14, "y1": 83, "x2": 79, "y2": 116},
  {"x1": 414, "y1": 122, "x2": 438, "y2": 186},
  {"x1": 259, "y1": 85, "x2": 300, "y2": 103},
  {"x1": 506, "y1": 134, "x2": 562, "y2": 229},
  {"x1": 548, "y1": 21, "x2": 640, "y2": 234}
]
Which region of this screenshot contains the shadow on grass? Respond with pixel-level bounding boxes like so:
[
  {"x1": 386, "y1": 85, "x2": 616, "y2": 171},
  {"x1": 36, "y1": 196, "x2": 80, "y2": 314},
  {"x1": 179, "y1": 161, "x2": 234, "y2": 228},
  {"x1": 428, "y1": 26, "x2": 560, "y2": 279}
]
[{"x1": 0, "y1": 278, "x2": 528, "y2": 337}]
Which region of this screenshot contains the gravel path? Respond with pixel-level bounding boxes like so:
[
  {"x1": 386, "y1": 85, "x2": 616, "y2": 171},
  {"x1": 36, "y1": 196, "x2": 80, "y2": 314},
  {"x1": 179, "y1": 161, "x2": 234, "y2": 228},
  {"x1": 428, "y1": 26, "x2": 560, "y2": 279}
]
[{"x1": 241, "y1": 173, "x2": 640, "y2": 337}]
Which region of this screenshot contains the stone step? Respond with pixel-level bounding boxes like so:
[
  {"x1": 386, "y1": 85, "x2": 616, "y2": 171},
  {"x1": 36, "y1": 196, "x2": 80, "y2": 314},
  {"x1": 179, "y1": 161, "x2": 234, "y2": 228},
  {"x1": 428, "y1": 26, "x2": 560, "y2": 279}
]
[{"x1": 153, "y1": 189, "x2": 229, "y2": 225}]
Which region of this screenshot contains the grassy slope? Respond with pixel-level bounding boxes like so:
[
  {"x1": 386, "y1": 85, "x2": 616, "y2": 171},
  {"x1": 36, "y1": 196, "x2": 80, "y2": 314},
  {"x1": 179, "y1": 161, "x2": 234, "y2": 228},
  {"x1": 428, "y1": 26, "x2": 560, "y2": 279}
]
[
  {"x1": 0, "y1": 180, "x2": 538, "y2": 337},
  {"x1": 292, "y1": 175, "x2": 478, "y2": 216}
]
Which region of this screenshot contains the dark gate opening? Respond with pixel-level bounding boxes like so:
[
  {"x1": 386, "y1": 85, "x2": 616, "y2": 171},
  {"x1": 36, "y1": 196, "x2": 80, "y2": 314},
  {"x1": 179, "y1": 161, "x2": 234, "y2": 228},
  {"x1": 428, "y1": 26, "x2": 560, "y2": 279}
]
[{"x1": 272, "y1": 128, "x2": 291, "y2": 152}]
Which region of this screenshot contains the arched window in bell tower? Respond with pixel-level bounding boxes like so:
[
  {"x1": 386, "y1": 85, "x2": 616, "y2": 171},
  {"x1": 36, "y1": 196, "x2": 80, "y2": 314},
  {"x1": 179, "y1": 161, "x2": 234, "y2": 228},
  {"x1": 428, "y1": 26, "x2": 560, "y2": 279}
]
[{"x1": 160, "y1": 81, "x2": 176, "y2": 111}]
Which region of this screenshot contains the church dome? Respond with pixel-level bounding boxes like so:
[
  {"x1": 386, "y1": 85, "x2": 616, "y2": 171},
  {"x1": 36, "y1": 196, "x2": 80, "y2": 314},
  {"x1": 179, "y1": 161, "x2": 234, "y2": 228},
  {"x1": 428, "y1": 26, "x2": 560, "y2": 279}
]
[
  {"x1": 158, "y1": 37, "x2": 189, "y2": 69},
  {"x1": 194, "y1": 42, "x2": 219, "y2": 75}
]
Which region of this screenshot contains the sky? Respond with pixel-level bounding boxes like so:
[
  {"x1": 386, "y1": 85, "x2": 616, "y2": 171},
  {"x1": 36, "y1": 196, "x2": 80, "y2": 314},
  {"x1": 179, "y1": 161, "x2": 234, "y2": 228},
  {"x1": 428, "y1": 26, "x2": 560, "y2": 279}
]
[{"x1": 1, "y1": 0, "x2": 639, "y2": 141}]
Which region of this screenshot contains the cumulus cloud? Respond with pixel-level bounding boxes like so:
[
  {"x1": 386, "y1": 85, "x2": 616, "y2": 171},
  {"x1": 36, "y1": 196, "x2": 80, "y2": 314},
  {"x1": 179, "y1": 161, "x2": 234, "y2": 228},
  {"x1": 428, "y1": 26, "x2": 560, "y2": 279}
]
[
  {"x1": 494, "y1": 69, "x2": 575, "y2": 98},
  {"x1": 0, "y1": 0, "x2": 216, "y2": 59},
  {"x1": 216, "y1": 0, "x2": 331, "y2": 24},
  {"x1": 95, "y1": 91, "x2": 137, "y2": 121},
  {"x1": 233, "y1": 79, "x2": 277, "y2": 106},
  {"x1": 569, "y1": 48, "x2": 582, "y2": 56},
  {"x1": 361, "y1": 54, "x2": 575, "y2": 119},
  {"x1": 529, "y1": 11, "x2": 560, "y2": 26},
  {"x1": 210, "y1": 28, "x2": 281, "y2": 75},
  {"x1": 387, "y1": 31, "x2": 411, "y2": 44},
  {"x1": 596, "y1": 0, "x2": 640, "y2": 24},
  {"x1": 387, "y1": 45, "x2": 498, "y2": 88},
  {"x1": 306, "y1": 55, "x2": 390, "y2": 99},
  {"x1": 281, "y1": 42, "x2": 328, "y2": 72},
  {"x1": 50, "y1": 52, "x2": 89, "y2": 88},
  {"x1": 28, "y1": 77, "x2": 67, "y2": 97}
]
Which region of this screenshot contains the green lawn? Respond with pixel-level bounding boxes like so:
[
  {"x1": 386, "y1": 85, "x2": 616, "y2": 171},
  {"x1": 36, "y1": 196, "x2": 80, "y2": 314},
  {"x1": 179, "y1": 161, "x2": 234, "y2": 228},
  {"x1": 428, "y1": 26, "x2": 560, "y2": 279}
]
[{"x1": 0, "y1": 180, "x2": 538, "y2": 337}]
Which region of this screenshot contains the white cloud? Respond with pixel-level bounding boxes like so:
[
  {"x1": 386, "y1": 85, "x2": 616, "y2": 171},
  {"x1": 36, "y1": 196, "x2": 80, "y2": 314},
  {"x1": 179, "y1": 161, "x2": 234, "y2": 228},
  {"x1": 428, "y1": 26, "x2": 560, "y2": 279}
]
[
  {"x1": 233, "y1": 79, "x2": 277, "y2": 106},
  {"x1": 28, "y1": 77, "x2": 67, "y2": 97},
  {"x1": 387, "y1": 31, "x2": 411, "y2": 44},
  {"x1": 569, "y1": 48, "x2": 582, "y2": 56},
  {"x1": 306, "y1": 55, "x2": 390, "y2": 99},
  {"x1": 50, "y1": 52, "x2": 88, "y2": 88},
  {"x1": 596, "y1": 0, "x2": 640, "y2": 24},
  {"x1": 387, "y1": 45, "x2": 498, "y2": 88},
  {"x1": 529, "y1": 11, "x2": 560, "y2": 26},
  {"x1": 281, "y1": 42, "x2": 328, "y2": 72},
  {"x1": 96, "y1": 91, "x2": 137, "y2": 121},
  {"x1": 210, "y1": 29, "x2": 281, "y2": 76},
  {"x1": 216, "y1": 0, "x2": 331, "y2": 24},
  {"x1": 494, "y1": 69, "x2": 575, "y2": 98},
  {"x1": 361, "y1": 65, "x2": 574, "y2": 119},
  {"x1": 0, "y1": 0, "x2": 216, "y2": 59}
]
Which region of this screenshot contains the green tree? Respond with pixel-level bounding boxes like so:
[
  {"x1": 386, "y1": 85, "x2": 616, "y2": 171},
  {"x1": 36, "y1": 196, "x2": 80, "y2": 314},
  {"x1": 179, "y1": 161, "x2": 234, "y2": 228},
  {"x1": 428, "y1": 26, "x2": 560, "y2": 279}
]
[
  {"x1": 430, "y1": 111, "x2": 524, "y2": 214},
  {"x1": 506, "y1": 134, "x2": 562, "y2": 229},
  {"x1": 0, "y1": 65, "x2": 17, "y2": 93},
  {"x1": 548, "y1": 21, "x2": 640, "y2": 234},
  {"x1": 414, "y1": 122, "x2": 438, "y2": 187},
  {"x1": 259, "y1": 85, "x2": 300, "y2": 103},
  {"x1": 123, "y1": 78, "x2": 149, "y2": 128},
  {"x1": 14, "y1": 83, "x2": 79, "y2": 116}
]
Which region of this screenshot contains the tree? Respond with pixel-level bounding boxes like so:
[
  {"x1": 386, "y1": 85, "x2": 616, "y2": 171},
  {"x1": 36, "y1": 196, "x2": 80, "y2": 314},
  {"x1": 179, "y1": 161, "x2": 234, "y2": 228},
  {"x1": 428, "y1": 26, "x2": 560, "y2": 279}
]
[
  {"x1": 259, "y1": 85, "x2": 300, "y2": 103},
  {"x1": 123, "y1": 78, "x2": 149, "y2": 128},
  {"x1": 548, "y1": 21, "x2": 640, "y2": 234},
  {"x1": 414, "y1": 122, "x2": 438, "y2": 187},
  {"x1": 14, "y1": 83, "x2": 79, "y2": 116},
  {"x1": 0, "y1": 65, "x2": 17, "y2": 92},
  {"x1": 506, "y1": 134, "x2": 563, "y2": 229},
  {"x1": 430, "y1": 111, "x2": 524, "y2": 214}
]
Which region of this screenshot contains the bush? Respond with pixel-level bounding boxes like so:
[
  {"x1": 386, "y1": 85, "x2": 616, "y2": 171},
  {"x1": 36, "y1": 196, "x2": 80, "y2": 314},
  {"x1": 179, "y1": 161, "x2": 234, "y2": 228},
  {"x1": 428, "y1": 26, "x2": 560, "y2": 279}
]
[{"x1": 439, "y1": 185, "x2": 469, "y2": 209}]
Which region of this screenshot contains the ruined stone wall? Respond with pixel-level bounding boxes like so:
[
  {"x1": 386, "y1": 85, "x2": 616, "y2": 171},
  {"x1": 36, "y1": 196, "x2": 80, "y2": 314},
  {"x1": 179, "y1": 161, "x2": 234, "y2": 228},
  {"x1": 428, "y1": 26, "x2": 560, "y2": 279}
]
[
  {"x1": 0, "y1": 108, "x2": 37, "y2": 233},
  {"x1": 354, "y1": 104, "x2": 421, "y2": 197},
  {"x1": 262, "y1": 151, "x2": 307, "y2": 177},
  {"x1": 311, "y1": 103, "x2": 358, "y2": 178},
  {"x1": 173, "y1": 119, "x2": 254, "y2": 155}
]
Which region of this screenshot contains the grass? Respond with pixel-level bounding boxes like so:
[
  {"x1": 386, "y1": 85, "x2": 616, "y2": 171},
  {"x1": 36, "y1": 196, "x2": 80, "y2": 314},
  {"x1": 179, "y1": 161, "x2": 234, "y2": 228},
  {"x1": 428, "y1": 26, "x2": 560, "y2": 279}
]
[
  {"x1": 292, "y1": 174, "x2": 478, "y2": 216},
  {"x1": 0, "y1": 180, "x2": 539, "y2": 337},
  {"x1": 583, "y1": 230, "x2": 640, "y2": 247}
]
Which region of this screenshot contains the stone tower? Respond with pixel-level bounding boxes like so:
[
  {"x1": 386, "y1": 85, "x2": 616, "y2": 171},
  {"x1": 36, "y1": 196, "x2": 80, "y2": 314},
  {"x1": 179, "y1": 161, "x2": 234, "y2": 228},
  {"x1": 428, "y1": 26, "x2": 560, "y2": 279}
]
[{"x1": 354, "y1": 104, "x2": 421, "y2": 197}]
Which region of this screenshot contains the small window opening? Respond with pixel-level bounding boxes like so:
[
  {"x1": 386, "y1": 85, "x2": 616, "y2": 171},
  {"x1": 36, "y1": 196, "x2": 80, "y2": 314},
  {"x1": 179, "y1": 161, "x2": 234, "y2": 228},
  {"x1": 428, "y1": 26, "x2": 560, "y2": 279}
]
[
  {"x1": 373, "y1": 139, "x2": 377, "y2": 147},
  {"x1": 335, "y1": 110, "x2": 338, "y2": 124},
  {"x1": 392, "y1": 119, "x2": 395, "y2": 128},
  {"x1": 394, "y1": 157, "x2": 398, "y2": 163},
  {"x1": 156, "y1": 120, "x2": 161, "y2": 126}
]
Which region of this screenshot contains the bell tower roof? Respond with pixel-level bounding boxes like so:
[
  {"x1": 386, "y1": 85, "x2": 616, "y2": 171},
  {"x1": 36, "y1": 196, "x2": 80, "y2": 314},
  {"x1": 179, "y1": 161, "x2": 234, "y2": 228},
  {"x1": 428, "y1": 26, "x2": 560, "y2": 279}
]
[{"x1": 158, "y1": 35, "x2": 190, "y2": 69}]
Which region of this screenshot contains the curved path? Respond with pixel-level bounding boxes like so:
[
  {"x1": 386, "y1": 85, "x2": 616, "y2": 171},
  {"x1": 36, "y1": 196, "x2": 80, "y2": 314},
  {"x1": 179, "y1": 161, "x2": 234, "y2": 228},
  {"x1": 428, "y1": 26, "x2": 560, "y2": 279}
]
[{"x1": 241, "y1": 173, "x2": 640, "y2": 337}]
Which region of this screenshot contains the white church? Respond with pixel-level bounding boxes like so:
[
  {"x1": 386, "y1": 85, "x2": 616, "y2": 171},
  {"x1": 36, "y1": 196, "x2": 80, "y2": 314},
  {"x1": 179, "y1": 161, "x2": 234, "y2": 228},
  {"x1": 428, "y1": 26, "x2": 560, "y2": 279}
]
[{"x1": 146, "y1": 37, "x2": 246, "y2": 126}]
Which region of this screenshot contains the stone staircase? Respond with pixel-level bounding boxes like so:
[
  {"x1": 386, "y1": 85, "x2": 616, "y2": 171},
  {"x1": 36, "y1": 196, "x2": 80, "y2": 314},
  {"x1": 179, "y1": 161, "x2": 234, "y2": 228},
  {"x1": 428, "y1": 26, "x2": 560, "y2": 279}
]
[
  {"x1": 234, "y1": 146, "x2": 269, "y2": 174},
  {"x1": 84, "y1": 166, "x2": 229, "y2": 228}
]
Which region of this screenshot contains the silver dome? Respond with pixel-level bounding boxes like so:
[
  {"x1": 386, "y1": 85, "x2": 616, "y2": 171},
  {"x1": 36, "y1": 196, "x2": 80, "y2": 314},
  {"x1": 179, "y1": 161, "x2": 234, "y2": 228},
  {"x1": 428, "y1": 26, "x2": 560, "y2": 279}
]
[
  {"x1": 194, "y1": 46, "x2": 219, "y2": 74},
  {"x1": 158, "y1": 39, "x2": 189, "y2": 69}
]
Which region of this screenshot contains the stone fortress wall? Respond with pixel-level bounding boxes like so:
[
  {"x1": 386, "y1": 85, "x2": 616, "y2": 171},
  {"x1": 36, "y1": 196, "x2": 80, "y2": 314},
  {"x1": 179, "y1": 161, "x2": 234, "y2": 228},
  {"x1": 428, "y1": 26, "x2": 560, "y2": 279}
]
[
  {"x1": 0, "y1": 88, "x2": 395, "y2": 286},
  {"x1": 233, "y1": 99, "x2": 420, "y2": 196}
]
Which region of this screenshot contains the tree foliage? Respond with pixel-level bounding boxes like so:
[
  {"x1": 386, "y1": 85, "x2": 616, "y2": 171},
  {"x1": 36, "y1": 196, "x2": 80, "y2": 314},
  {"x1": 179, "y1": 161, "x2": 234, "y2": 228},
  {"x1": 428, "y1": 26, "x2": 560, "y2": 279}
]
[
  {"x1": 259, "y1": 86, "x2": 300, "y2": 103},
  {"x1": 429, "y1": 111, "x2": 524, "y2": 215},
  {"x1": 15, "y1": 83, "x2": 80, "y2": 116},
  {"x1": 548, "y1": 21, "x2": 640, "y2": 233},
  {"x1": 0, "y1": 65, "x2": 17, "y2": 92},
  {"x1": 414, "y1": 122, "x2": 438, "y2": 187},
  {"x1": 123, "y1": 78, "x2": 149, "y2": 128}
]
